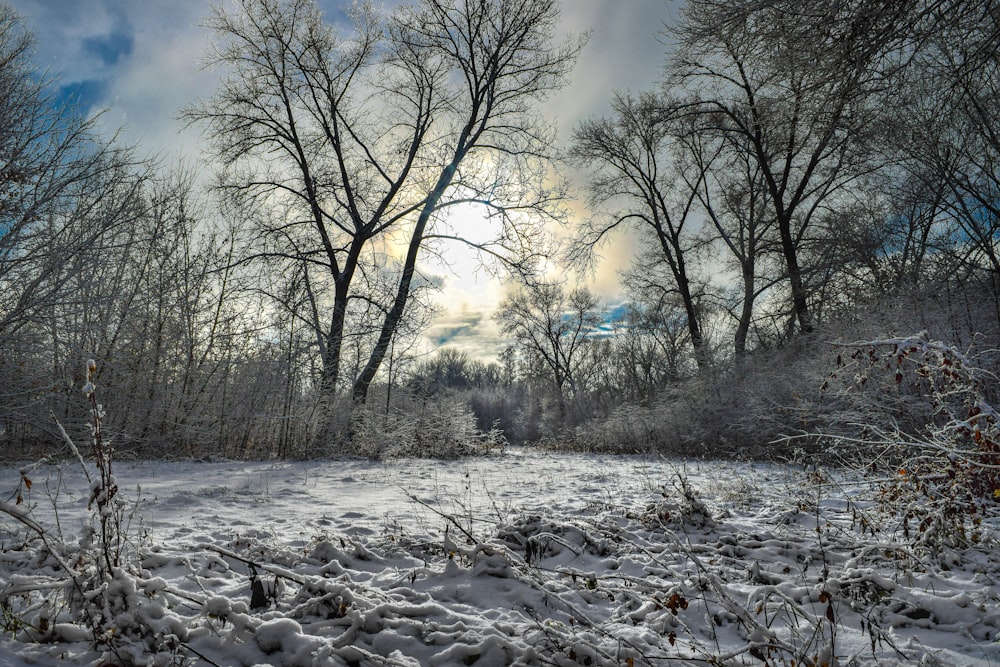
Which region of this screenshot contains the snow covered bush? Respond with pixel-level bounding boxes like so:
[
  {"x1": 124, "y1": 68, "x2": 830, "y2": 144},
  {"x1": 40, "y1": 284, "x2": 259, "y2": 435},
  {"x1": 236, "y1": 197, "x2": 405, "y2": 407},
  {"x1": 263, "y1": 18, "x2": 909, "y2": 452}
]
[
  {"x1": 639, "y1": 471, "x2": 715, "y2": 530},
  {"x1": 560, "y1": 336, "x2": 842, "y2": 458},
  {"x1": 823, "y1": 332, "x2": 1000, "y2": 552},
  {"x1": 351, "y1": 398, "x2": 506, "y2": 460},
  {"x1": 567, "y1": 402, "x2": 666, "y2": 453}
]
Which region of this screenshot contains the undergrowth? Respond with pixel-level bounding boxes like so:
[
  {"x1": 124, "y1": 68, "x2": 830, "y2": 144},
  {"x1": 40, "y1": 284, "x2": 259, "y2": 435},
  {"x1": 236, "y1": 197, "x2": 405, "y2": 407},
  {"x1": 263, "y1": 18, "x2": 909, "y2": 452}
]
[
  {"x1": 0, "y1": 360, "x2": 190, "y2": 665},
  {"x1": 0, "y1": 335, "x2": 998, "y2": 665},
  {"x1": 821, "y1": 332, "x2": 1000, "y2": 555}
]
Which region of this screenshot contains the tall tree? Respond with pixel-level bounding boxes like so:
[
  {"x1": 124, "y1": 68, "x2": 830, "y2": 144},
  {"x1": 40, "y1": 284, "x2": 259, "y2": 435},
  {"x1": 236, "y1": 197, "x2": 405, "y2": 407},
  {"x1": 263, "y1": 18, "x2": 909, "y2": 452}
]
[
  {"x1": 670, "y1": 0, "x2": 897, "y2": 335},
  {"x1": 187, "y1": 0, "x2": 579, "y2": 412},
  {"x1": 571, "y1": 92, "x2": 712, "y2": 368},
  {"x1": 351, "y1": 0, "x2": 580, "y2": 403}
]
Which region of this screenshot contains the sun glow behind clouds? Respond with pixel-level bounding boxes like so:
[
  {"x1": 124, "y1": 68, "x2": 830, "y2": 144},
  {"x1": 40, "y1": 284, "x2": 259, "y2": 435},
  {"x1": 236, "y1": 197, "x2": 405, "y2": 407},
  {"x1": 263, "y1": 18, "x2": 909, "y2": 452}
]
[{"x1": 422, "y1": 202, "x2": 508, "y2": 361}]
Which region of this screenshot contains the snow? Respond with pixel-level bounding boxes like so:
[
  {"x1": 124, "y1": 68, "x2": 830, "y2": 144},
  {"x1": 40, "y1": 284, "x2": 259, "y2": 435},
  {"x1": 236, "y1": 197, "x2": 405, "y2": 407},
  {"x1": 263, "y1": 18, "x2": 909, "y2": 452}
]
[{"x1": 0, "y1": 449, "x2": 998, "y2": 666}]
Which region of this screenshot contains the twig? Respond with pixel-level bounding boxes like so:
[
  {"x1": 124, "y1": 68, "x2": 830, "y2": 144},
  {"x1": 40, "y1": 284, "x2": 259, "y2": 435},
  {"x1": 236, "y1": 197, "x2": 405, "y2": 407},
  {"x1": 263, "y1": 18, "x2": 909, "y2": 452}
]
[
  {"x1": 402, "y1": 490, "x2": 479, "y2": 545},
  {"x1": 196, "y1": 543, "x2": 308, "y2": 585},
  {"x1": 52, "y1": 412, "x2": 93, "y2": 486}
]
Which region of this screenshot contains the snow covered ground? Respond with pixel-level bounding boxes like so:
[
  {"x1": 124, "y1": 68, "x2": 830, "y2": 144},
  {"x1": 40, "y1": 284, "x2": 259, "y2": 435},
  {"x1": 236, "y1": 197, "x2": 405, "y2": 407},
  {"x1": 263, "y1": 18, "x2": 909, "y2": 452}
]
[{"x1": 0, "y1": 448, "x2": 998, "y2": 666}]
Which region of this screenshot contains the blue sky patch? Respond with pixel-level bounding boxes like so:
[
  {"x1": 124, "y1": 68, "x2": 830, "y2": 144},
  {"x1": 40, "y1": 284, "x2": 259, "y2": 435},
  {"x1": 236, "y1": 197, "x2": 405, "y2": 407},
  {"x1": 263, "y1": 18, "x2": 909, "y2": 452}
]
[{"x1": 55, "y1": 79, "x2": 106, "y2": 114}]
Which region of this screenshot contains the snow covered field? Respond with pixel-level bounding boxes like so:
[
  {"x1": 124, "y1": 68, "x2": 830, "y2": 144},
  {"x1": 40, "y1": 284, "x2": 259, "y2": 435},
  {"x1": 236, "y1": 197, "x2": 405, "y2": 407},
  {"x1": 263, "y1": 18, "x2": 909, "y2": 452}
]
[{"x1": 1, "y1": 449, "x2": 999, "y2": 666}]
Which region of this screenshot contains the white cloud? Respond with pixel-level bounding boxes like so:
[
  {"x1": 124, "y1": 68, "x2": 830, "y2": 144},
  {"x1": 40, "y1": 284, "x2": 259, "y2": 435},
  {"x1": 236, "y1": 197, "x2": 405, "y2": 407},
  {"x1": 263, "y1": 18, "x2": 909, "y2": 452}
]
[
  {"x1": 546, "y1": 0, "x2": 674, "y2": 132},
  {"x1": 8, "y1": 0, "x2": 215, "y2": 163},
  {"x1": 105, "y1": 7, "x2": 215, "y2": 162}
]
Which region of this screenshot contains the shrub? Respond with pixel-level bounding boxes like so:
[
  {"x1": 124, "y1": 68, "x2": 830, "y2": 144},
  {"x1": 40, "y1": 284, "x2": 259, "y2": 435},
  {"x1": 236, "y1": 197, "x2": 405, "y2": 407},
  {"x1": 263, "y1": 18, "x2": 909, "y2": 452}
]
[
  {"x1": 821, "y1": 333, "x2": 1000, "y2": 552},
  {"x1": 350, "y1": 396, "x2": 506, "y2": 460}
]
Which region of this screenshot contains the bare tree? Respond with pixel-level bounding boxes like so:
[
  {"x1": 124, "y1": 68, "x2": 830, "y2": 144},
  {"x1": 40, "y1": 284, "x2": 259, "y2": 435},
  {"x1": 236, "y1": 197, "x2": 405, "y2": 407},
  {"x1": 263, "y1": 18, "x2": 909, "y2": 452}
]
[
  {"x1": 676, "y1": 119, "x2": 781, "y2": 358},
  {"x1": 495, "y1": 282, "x2": 601, "y2": 415},
  {"x1": 571, "y1": 92, "x2": 712, "y2": 368},
  {"x1": 187, "y1": 0, "x2": 580, "y2": 415},
  {"x1": 670, "y1": 0, "x2": 895, "y2": 335},
  {"x1": 0, "y1": 5, "x2": 135, "y2": 339},
  {"x1": 607, "y1": 298, "x2": 693, "y2": 399},
  {"x1": 0, "y1": 5, "x2": 149, "y2": 445},
  {"x1": 890, "y1": 2, "x2": 1000, "y2": 321}
]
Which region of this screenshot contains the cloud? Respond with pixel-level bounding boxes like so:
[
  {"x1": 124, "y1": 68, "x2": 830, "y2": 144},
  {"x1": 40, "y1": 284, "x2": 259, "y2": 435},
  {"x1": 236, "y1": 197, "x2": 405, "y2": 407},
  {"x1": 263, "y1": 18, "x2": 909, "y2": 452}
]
[
  {"x1": 540, "y1": 0, "x2": 674, "y2": 304},
  {"x1": 545, "y1": 0, "x2": 674, "y2": 133},
  {"x1": 104, "y1": 14, "x2": 217, "y2": 161},
  {"x1": 425, "y1": 311, "x2": 484, "y2": 347},
  {"x1": 54, "y1": 79, "x2": 108, "y2": 112},
  {"x1": 9, "y1": 0, "x2": 214, "y2": 159},
  {"x1": 12, "y1": 0, "x2": 132, "y2": 82},
  {"x1": 423, "y1": 311, "x2": 507, "y2": 363}
]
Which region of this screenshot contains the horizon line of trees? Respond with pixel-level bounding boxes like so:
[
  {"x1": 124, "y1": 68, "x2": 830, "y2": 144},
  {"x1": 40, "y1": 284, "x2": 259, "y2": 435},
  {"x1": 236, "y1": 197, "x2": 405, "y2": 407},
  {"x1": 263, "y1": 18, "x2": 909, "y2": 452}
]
[{"x1": 1, "y1": 0, "x2": 999, "y2": 459}]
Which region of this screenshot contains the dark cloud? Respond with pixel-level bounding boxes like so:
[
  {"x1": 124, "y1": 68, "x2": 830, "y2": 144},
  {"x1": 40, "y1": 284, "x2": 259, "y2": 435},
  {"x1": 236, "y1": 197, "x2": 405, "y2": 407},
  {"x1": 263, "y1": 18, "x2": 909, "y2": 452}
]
[
  {"x1": 426, "y1": 312, "x2": 483, "y2": 347},
  {"x1": 82, "y1": 28, "x2": 133, "y2": 66}
]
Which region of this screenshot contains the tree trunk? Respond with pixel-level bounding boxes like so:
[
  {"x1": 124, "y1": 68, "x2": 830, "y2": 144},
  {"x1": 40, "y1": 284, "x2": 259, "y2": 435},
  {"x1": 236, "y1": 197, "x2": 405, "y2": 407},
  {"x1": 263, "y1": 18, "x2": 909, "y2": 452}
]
[
  {"x1": 319, "y1": 284, "x2": 348, "y2": 396},
  {"x1": 654, "y1": 227, "x2": 708, "y2": 369},
  {"x1": 352, "y1": 163, "x2": 458, "y2": 403},
  {"x1": 734, "y1": 262, "x2": 755, "y2": 358},
  {"x1": 318, "y1": 238, "x2": 364, "y2": 421},
  {"x1": 678, "y1": 278, "x2": 707, "y2": 369},
  {"x1": 778, "y1": 215, "x2": 813, "y2": 334}
]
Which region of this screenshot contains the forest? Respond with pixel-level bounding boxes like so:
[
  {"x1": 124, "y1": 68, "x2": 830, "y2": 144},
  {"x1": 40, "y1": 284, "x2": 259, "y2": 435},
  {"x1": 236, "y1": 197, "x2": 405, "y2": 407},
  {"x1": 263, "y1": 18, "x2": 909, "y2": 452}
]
[
  {"x1": 0, "y1": 0, "x2": 998, "y2": 464},
  {"x1": 2, "y1": 1, "x2": 1000, "y2": 665}
]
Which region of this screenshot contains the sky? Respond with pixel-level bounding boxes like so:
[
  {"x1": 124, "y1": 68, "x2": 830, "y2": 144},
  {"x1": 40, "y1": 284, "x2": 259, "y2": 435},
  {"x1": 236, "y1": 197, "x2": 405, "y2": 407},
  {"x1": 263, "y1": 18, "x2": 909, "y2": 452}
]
[{"x1": 7, "y1": 0, "x2": 675, "y2": 362}]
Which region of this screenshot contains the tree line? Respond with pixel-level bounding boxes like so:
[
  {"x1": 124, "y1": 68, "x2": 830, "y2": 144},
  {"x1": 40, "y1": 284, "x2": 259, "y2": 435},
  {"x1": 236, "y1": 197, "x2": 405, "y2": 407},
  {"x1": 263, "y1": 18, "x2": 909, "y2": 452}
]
[{"x1": 1, "y1": 0, "x2": 998, "y2": 459}]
